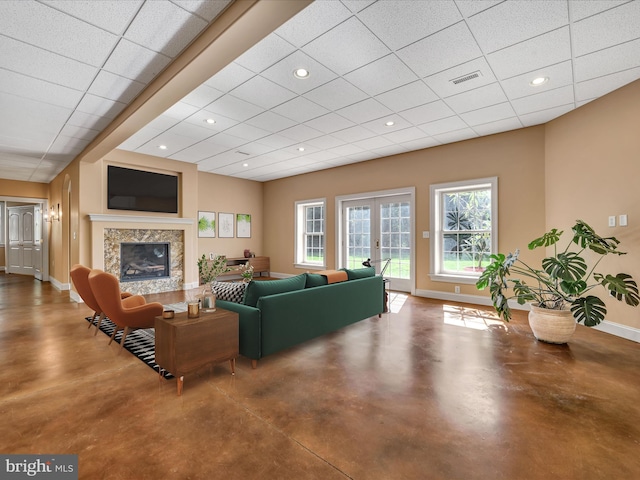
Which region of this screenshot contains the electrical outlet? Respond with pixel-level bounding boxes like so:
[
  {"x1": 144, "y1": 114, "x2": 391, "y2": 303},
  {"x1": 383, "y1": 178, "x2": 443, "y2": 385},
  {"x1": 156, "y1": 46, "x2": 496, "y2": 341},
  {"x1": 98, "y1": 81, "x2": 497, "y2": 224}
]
[
  {"x1": 619, "y1": 214, "x2": 628, "y2": 227},
  {"x1": 209, "y1": 252, "x2": 215, "y2": 260},
  {"x1": 608, "y1": 216, "x2": 616, "y2": 227},
  {"x1": 454, "y1": 286, "x2": 460, "y2": 294}
]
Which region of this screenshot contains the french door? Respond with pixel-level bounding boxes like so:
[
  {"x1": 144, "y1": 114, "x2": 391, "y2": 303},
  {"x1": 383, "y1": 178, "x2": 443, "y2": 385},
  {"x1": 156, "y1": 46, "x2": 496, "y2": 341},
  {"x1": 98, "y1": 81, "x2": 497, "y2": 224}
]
[{"x1": 342, "y1": 194, "x2": 412, "y2": 292}]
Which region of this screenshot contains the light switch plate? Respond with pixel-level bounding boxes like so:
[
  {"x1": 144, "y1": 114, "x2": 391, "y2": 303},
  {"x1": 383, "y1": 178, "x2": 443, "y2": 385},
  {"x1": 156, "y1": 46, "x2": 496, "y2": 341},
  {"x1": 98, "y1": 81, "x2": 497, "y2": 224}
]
[
  {"x1": 619, "y1": 214, "x2": 628, "y2": 226},
  {"x1": 608, "y1": 216, "x2": 616, "y2": 227}
]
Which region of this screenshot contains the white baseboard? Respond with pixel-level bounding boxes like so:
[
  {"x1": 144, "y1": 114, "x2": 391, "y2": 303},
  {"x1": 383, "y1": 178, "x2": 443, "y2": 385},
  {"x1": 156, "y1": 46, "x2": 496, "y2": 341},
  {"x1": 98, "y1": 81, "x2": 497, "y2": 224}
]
[
  {"x1": 183, "y1": 281, "x2": 199, "y2": 290},
  {"x1": 69, "y1": 290, "x2": 82, "y2": 303},
  {"x1": 270, "y1": 272, "x2": 292, "y2": 279},
  {"x1": 49, "y1": 276, "x2": 70, "y2": 291},
  {"x1": 0, "y1": 266, "x2": 5, "y2": 272},
  {"x1": 414, "y1": 289, "x2": 638, "y2": 344}
]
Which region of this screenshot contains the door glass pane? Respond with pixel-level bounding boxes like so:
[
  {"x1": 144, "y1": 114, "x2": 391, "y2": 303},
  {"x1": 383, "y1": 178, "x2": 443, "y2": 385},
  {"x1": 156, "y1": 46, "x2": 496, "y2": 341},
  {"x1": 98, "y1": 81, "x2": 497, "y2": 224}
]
[
  {"x1": 346, "y1": 206, "x2": 371, "y2": 269},
  {"x1": 379, "y1": 201, "x2": 410, "y2": 279}
]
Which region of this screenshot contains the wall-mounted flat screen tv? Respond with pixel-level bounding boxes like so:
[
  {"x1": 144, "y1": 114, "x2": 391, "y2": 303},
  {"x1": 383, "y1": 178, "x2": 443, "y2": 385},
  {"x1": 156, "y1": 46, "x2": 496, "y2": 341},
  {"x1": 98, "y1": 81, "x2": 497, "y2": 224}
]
[{"x1": 107, "y1": 165, "x2": 179, "y2": 214}]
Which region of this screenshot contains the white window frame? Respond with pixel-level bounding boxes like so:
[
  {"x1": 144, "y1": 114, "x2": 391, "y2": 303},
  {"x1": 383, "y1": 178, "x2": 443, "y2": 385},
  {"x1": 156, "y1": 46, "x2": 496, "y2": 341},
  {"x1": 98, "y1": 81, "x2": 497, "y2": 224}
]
[
  {"x1": 295, "y1": 198, "x2": 326, "y2": 270},
  {"x1": 429, "y1": 177, "x2": 498, "y2": 284}
]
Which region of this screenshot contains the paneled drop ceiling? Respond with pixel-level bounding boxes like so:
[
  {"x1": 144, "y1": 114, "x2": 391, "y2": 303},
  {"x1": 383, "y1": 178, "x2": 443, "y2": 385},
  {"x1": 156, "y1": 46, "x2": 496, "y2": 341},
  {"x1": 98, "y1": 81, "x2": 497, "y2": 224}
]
[{"x1": 2, "y1": 0, "x2": 640, "y2": 184}]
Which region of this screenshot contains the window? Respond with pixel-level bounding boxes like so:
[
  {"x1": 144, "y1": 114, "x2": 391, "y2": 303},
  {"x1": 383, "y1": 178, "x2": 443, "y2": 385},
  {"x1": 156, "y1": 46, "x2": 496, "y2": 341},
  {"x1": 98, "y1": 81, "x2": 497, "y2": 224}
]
[
  {"x1": 295, "y1": 199, "x2": 325, "y2": 268},
  {"x1": 430, "y1": 177, "x2": 497, "y2": 283}
]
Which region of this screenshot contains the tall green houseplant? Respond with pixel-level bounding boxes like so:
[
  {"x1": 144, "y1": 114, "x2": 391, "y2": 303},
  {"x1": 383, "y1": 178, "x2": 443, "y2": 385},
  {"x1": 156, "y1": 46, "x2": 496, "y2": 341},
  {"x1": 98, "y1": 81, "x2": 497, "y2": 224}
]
[{"x1": 477, "y1": 220, "x2": 639, "y2": 326}]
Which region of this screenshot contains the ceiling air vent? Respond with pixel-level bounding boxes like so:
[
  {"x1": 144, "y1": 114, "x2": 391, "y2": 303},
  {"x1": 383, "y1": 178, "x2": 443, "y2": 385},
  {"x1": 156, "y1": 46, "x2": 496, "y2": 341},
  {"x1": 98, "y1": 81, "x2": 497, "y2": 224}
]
[
  {"x1": 450, "y1": 70, "x2": 482, "y2": 85},
  {"x1": 235, "y1": 151, "x2": 250, "y2": 156}
]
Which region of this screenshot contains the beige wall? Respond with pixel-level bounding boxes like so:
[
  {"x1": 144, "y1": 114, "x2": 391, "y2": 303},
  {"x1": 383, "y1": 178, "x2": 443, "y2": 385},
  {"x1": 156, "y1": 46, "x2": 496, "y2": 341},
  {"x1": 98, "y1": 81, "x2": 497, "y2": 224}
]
[
  {"x1": 545, "y1": 79, "x2": 640, "y2": 329},
  {"x1": 197, "y1": 172, "x2": 264, "y2": 259},
  {"x1": 264, "y1": 126, "x2": 547, "y2": 296}
]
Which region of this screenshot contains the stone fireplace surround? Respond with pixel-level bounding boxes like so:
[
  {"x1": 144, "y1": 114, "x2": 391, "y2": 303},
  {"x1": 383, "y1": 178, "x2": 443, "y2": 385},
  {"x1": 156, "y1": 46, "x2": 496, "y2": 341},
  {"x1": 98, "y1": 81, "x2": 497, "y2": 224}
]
[{"x1": 88, "y1": 214, "x2": 196, "y2": 295}]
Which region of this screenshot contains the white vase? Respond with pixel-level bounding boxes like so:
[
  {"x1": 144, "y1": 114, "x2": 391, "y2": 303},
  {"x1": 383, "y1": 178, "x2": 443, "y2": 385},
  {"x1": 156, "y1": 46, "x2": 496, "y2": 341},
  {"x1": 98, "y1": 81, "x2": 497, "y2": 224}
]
[{"x1": 528, "y1": 304, "x2": 576, "y2": 344}]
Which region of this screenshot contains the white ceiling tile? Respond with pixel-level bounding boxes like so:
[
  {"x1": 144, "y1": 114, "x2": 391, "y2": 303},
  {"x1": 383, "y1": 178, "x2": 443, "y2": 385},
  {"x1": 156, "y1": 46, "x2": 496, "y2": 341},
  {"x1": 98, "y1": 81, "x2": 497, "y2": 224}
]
[
  {"x1": 361, "y1": 115, "x2": 411, "y2": 135},
  {"x1": 400, "y1": 100, "x2": 454, "y2": 125},
  {"x1": 369, "y1": 144, "x2": 409, "y2": 157},
  {"x1": 275, "y1": 0, "x2": 352, "y2": 47},
  {"x1": 125, "y1": 1, "x2": 207, "y2": 57},
  {"x1": 472, "y1": 117, "x2": 523, "y2": 136},
  {"x1": 455, "y1": 0, "x2": 502, "y2": 18},
  {"x1": 163, "y1": 101, "x2": 201, "y2": 120},
  {"x1": 0, "y1": 69, "x2": 83, "y2": 109},
  {"x1": 255, "y1": 134, "x2": 298, "y2": 150},
  {"x1": 467, "y1": 0, "x2": 568, "y2": 53},
  {"x1": 104, "y1": 39, "x2": 172, "y2": 83},
  {"x1": 59, "y1": 124, "x2": 100, "y2": 142},
  {"x1": 88, "y1": 70, "x2": 145, "y2": 104},
  {"x1": 244, "y1": 111, "x2": 297, "y2": 134},
  {"x1": 420, "y1": 116, "x2": 469, "y2": 136},
  {"x1": 75, "y1": 94, "x2": 126, "y2": 119},
  {"x1": 352, "y1": 135, "x2": 395, "y2": 150},
  {"x1": 42, "y1": 0, "x2": 143, "y2": 35},
  {"x1": 574, "y1": 38, "x2": 640, "y2": 82},
  {"x1": 171, "y1": 0, "x2": 232, "y2": 21},
  {"x1": 519, "y1": 104, "x2": 574, "y2": 127},
  {"x1": 235, "y1": 33, "x2": 296, "y2": 73},
  {"x1": 344, "y1": 54, "x2": 419, "y2": 96},
  {"x1": 166, "y1": 122, "x2": 215, "y2": 142},
  {"x1": 401, "y1": 137, "x2": 441, "y2": 151},
  {"x1": 512, "y1": 85, "x2": 575, "y2": 116},
  {"x1": 204, "y1": 62, "x2": 255, "y2": 93},
  {"x1": 460, "y1": 102, "x2": 517, "y2": 126},
  {"x1": 572, "y1": 1, "x2": 640, "y2": 56},
  {"x1": 336, "y1": 98, "x2": 393, "y2": 124},
  {"x1": 575, "y1": 67, "x2": 640, "y2": 102},
  {"x1": 487, "y1": 27, "x2": 571, "y2": 80},
  {"x1": 272, "y1": 96, "x2": 330, "y2": 123},
  {"x1": 0, "y1": 92, "x2": 72, "y2": 134},
  {"x1": 300, "y1": 150, "x2": 340, "y2": 162},
  {"x1": 203, "y1": 132, "x2": 246, "y2": 150},
  {"x1": 303, "y1": 17, "x2": 391, "y2": 75},
  {"x1": 223, "y1": 123, "x2": 271, "y2": 143},
  {"x1": 278, "y1": 124, "x2": 323, "y2": 143},
  {"x1": 0, "y1": 36, "x2": 98, "y2": 90},
  {"x1": 425, "y1": 57, "x2": 497, "y2": 98},
  {"x1": 46, "y1": 134, "x2": 90, "y2": 156},
  {"x1": 382, "y1": 126, "x2": 427, "y2": 144},
  {"x1": 446, "y1": 83, "x2": 508, "y2": 114},
  {"x1": 396, "y1": 22, "x2": 482, "y2": 78},
  {"x1": 169, "y1": 139, "x2": 229, "y2": 163},
  {"x1": 67, "y1": 110, "x2": 113, "y2": 132},
  {"x1": 338, "y1": 0, "x2": 376, "y2": 14},
  {"x1": 501, "y1": 61, "x2": 574, "y2": 100},
  {"x1": 569, "y1": 0, "x2": 629, "y2": 21},
  {"x1": 187, "y1": 111, "x2": 238, "y2": 132},
  {"x1": 257, "y1": 149, "x2": 298, "y2": 161},
  {"x1": 303, "y1": 77, "x2": 368, "y2": 111},
  {"x1": 331, "y1": 125, "x2": 376, "y2": 143},
  {"x1": 433, "y1": 128, "x2": 478, "y2": 144},
  {"x1": 305, "y1": 113, "x2": 356, "y2": 135},
  {"x1": 118, "y1": 126, "x2": 164, "y2": 151},
  {"x1": 329, "y1": 144, "x2": 366, "y2": 156},
  {"x1": 305, "y1": 135, "x2": 345, "y2": 150},
  {"x1": 180, "y1": 84, "x2": 224, "y2": 108},
  {"x1": 230, "y1": 76, "x2": 296, "y2": 110},
  {"x1": 375, "y1": 81, "x2": 438, "y2": 112},
  {"x1": 359, "y1": 0, "x2": 462, "y2": 50},
  {"x1": 261, "y1": 50, "x2": 338, "y2": 95},
  {"x1": 205, "y1": 95, "x2": 264, "y2": 122},
  {"x1": 0, "y1": 1, "x2": 118, "y2": 66},
  {"x1": 136, "y1": 132, "x2": 200, "y2": 157}
]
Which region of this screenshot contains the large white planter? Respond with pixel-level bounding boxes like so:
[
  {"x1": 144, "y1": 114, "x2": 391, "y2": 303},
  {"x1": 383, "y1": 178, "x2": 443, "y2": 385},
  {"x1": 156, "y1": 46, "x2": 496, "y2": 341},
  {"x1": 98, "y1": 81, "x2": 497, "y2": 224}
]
[{"x1": 528, "y1": 304, "x2": 577, "y2": 344}]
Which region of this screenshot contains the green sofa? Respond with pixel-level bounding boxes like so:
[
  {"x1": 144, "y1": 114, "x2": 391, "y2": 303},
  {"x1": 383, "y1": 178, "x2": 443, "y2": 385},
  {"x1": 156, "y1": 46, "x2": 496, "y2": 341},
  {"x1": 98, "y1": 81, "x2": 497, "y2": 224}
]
[{"x1": 215, "y1": 269, "x2": 384, "y2": 368}]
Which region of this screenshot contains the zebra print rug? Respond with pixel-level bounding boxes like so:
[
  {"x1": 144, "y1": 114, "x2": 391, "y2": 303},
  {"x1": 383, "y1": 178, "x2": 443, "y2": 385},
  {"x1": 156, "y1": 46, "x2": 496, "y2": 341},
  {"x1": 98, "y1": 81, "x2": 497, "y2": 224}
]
[{"x1": 87, "y1": 316, "x2": 174, "y2": 379}]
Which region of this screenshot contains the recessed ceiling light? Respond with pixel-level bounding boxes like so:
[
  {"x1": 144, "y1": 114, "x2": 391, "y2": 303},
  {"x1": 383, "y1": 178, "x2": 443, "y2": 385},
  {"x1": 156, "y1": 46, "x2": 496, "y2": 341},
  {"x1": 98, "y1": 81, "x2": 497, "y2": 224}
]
[
  {"x1": 204, "y1": 118, "x2": 216, "y2": 124},
  {"x1": 158, "y1": 145, "x2": 168, "y2": 150},
  {"x1": 294, "y1": 68, "x2": 310, "y2": 79},
  {"x1": 530, "y1": 76, "x2": 548, "y2": 86},
  {"x1": 297, "y1": 147, "x2": 305, "y2": 152},
  {"x1": 242, "y1": 163, "x2": 249, "y2": 167},
  {"x1": 385, "y1": 120, "x2": 395, "y2": 127}
]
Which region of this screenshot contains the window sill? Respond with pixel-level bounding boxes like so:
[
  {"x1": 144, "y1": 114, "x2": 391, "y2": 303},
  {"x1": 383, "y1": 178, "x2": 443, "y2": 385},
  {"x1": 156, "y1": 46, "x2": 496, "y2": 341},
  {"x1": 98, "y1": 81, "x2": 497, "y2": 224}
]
[
  {"x1": 295, "y1": 263, "x2": 326, "y2": 271},
  {"x1": 429, "y1": 273, "x2": 481, "y2": 285}
]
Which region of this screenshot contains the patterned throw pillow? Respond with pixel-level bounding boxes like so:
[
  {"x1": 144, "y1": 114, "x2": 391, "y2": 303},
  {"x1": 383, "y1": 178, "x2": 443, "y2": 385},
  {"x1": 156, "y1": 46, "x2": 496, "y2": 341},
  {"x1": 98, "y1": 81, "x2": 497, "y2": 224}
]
[{"x1": 211, "y1": 281, "x2": 247, "y2": 304}]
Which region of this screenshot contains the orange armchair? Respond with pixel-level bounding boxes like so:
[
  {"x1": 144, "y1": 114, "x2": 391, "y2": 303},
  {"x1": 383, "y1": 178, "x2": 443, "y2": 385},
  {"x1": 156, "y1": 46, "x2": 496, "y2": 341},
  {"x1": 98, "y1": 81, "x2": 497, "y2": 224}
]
[
  {"x1": 88, "y1": 270, "x2": 163, "y2": 352},
  {"x1": 70, "y1": 264, "x2": 133, "y2": 335}
]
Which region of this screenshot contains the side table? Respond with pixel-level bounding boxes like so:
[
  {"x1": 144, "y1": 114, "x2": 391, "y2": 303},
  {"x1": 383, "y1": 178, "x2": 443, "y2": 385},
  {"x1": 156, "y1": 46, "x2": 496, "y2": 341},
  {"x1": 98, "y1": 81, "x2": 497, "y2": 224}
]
[{"x1": 155, "y1": 308, "x2": 239, "y2": 395}]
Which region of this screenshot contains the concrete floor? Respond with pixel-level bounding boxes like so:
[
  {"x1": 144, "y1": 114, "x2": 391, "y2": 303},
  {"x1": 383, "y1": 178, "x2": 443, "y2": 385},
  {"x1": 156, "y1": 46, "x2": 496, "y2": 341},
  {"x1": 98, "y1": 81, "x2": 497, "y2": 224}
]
[{"x1": 1, "y1": 272, "x2": 639, "y2": 479}]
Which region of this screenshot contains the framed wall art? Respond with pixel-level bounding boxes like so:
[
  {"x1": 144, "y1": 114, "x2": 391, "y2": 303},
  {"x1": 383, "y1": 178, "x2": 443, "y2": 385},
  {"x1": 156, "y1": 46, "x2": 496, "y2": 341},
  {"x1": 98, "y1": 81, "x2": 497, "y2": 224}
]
[
  {"x1": 198, "y1": 211, "x2": 216, "y2": 238},
  {"x1": 236, "y1": 213, "x2": 251, "y2": 238},
  {"x1": 218, "y1": 212, "x2": 234, "y2": 238}
]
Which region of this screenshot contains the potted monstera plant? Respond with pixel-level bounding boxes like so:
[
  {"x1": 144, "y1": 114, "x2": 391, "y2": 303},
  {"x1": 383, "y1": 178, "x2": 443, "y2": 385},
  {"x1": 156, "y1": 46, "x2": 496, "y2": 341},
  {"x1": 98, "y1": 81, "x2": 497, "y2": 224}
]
[{"x1": 476, "y1": 220, "x2": 639, "y2": 343}]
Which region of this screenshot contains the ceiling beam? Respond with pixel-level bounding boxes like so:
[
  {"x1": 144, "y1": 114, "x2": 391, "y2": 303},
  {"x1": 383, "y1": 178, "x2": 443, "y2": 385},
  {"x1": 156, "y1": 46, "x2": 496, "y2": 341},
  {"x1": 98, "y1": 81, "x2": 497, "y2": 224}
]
[{"x1": 77, "y1": 0, "x2": 313, "y2": 164}]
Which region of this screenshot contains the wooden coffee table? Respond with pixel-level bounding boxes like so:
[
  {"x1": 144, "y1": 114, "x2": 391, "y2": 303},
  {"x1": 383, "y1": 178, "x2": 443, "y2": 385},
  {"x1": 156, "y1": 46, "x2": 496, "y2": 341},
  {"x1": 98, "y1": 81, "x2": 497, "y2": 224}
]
[{"x1": 155, "y1": 308, "x2": 239, "y2": 395}]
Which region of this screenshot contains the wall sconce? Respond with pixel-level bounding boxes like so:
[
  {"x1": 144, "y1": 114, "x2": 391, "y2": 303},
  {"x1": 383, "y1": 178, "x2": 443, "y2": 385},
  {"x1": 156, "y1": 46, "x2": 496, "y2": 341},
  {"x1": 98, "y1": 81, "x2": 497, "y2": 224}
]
[
  {"x1": 46, "y1": 204, "x2": 61, "y2": 222},
  {"x1": 57, "y1": 203, "x2": 61, "y2": 221}
]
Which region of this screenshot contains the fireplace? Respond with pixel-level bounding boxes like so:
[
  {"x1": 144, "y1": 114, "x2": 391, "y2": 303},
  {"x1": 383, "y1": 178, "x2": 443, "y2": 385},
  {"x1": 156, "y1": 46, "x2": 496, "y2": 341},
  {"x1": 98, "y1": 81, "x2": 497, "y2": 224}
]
[{"x1": 120, "y1": 242, "x2": 170, "y2": 282}]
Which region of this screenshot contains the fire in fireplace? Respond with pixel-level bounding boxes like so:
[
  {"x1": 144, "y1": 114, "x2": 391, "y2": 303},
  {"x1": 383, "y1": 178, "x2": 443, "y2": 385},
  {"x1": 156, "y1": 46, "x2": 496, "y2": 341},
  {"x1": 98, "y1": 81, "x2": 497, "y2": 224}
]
[{"x1": 120, "y1": 242, "x2": 170, "y2": 282}]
